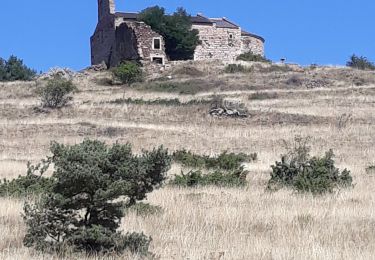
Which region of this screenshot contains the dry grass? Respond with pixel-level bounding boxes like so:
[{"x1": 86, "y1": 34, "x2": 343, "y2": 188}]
[{"x1": 1, "y1": 62, "x2": 375, "y2": 259}]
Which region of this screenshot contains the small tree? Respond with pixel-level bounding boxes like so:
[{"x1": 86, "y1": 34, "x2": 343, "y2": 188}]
[
  {"x1": 36, "y1": 76, "x2": 77, "y2": 108},
  {"x1": 112, "y1": 62, "x2": 143, "y2": 98},
  {"x1": 0, "y1": 55, "x2": 36, "y2": 81},
  {"x1": 347, "y1": 54, "x2": 375, "y2": 70},
  {"x1": 23, "y1": 140, "x2": 171, "y2": 255},
  {"x1": 139, "y1": 6, "x2": 200, "y2": 60}
]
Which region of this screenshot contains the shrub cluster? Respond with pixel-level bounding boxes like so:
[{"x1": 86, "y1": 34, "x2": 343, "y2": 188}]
[
  {"x1": 0, "y1": 55, "x2": 36, "y2": 81},
  {"x1": 172, "y1": 150, "x2": 257, "y2": 170},
  {"x1": 236, "y1": 52, "x2": 271, "y2": 63},
  {"x1": 23, "y1": 140, "x2": 171, "y2": 255},
  {"x1": 36, "y1": 76, "x2": 77, "y2": 108},
  {"x1": 170, "y1": 150, "x2": 256, "y2": 187},
  {"x1": 347, "y1": 55, "x2": 375, "y2": 70},
  {"x1": 267, "y1": 137, "x2": 352, "y2": 194},
  {"x1": 170, "y1": 168, "x2": 247, "y2": 187}
]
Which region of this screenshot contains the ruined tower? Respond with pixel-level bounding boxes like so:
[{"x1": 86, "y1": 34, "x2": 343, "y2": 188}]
[{"x1": 98, "y1": 0, "x2": 115, "y2": 21}]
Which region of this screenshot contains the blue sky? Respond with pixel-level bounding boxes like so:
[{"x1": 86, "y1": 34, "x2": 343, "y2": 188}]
[{"x1": 0, "y1": 0, "x2": 373, "y2": 71}]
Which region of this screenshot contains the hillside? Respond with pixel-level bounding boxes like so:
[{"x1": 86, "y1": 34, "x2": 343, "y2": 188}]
[{"x1": 1, "y1": 61, "x2": 375, "y2": 259}]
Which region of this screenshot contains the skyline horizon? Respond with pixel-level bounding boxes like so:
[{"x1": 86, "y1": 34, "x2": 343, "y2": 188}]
[{"x1": 0, "y1": 0, "x2": 374, "y2": 71}]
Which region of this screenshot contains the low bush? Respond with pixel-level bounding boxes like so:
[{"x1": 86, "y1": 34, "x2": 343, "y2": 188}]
[
  {"x1": 236, "y1": 52, "x2": 271, "y2": 63},
  {"x1": 248, "y1": 92, "x2": 279, "y2": 100},
  {"x1": 172, "y1": 150, "x2": 257, "y2": 170},
  {"x1": 36, "y1": 76, "x2": 77, "y2": 108},
  {"x1": 347, "y1": 55, "x2": 375, "y2": 71},
  {"x1": 268, "y1": 137, "x2": 352, "y2": 194},
  {"x1": 224, "y1": 64, "x2": 249, "y2": 73},
  {"x1": 0, "y1": 55, "x2": 37, "y2": 82},
  {"x1": 112, "y1": 62, "x2": 144, "y2": 85},
  {"x1": 0, "y1": 161, "x2": 53, "y2": 197},
  {"x1": 23, "y1": 140, "x2": 171, "y2": 255},
  {"x1": 170, "y1": 168, "x2": 247, "y2": 187}
]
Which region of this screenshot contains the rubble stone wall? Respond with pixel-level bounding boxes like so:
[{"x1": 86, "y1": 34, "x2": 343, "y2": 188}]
[
  {"x1": 241, "y1": 36, "x2": 264, "y2": 56},
  {"x1": 192, "y1": 24, "x2": 242, "y2": 62}
]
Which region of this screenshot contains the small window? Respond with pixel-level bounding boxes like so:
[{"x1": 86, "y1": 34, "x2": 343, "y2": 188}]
[
  {"x1": 152, "y1": 57, "x2": 164, "y2": 64},
  {"x1": 229, "y1": 34, "x2": 233, "y2": 40},
  {"x1": 153, "y1": 38, "x2": 161, "y2": 50}
]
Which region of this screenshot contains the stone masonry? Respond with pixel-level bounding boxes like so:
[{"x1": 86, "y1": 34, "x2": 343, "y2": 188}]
[{"x1": 91, "y1": 0, "x2": 265, "y2": 67}]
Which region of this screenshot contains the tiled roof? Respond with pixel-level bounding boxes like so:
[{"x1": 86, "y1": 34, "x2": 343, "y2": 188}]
[
  {"x1": 115, "y1": 12, "x2": 213, "y2": 25},
  {"x1": 241, "y1": 30, "x2": 265, "y2": 43},
  {"x1": 210, "y1": 18, "x2": 239, "y2": 29}
]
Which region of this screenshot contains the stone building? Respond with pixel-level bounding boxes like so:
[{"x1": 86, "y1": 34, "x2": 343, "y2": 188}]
[{"x1": 91, "y1": 0, "x2": 265, "y2": 67}]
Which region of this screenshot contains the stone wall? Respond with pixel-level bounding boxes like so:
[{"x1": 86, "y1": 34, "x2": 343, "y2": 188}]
[
  {"x1": 121, "y1": 21, "x2": 167, "y2": 65},
  {"x1": 241, "y1": 36, "x2": 264, "y2": 56},
  {"x1": 192, "y1": 24, "x2": 242, "y2": 62},
  {"x1": 90, "y1": 14, "x2": 116, "y2": 66}
]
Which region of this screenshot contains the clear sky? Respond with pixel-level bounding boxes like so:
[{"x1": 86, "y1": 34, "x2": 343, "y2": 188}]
[{"x1": 0, "y1": 0, "x2": 374, "y2": 71}]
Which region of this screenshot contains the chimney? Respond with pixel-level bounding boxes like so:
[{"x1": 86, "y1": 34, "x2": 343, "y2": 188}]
[{"x1": 98, "y1": 0, "x2": 115, "y2": 21}]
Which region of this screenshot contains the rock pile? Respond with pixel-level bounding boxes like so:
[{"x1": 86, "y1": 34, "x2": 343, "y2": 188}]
[{"x1": 209, "y1": 99, "x2": 248, "y2": 118}]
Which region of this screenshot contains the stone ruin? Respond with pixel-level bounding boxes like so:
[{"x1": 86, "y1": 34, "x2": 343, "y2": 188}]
[{"x1": 91, "y1": 0, "x2": 265, "y2": 69}]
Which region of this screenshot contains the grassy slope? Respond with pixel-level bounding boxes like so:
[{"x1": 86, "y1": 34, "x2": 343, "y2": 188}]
[{"x1": 1, "y1": 61, "x2": 375, "y2": 259}]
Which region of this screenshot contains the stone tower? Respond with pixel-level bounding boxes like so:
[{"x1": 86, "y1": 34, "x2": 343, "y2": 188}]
[{"x1": 98, "y1": 0, "x2": 115, "y2": 21}]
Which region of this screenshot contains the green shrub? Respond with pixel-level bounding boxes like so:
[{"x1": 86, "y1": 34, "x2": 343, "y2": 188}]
[
  {"x1": 172, "y1": 150, "x2": 257, "y2": 170},
  {"x1": 267, "y1": 137, "x2": 352, "y2": 194},
  {"x1": 0, "y1": 161, "x2": 53, "y2": 197},
  {"x1": 23, "y1": 140, "x2": 171, "y2": 255},
  {"x1": 236, "y1": 52, "x2": 271, "y2": 63},
  {"x1": 224, "y1": 64, "x2": 249, "y2": 73},
  {"x1": 112, "y1": 62, "x2": 143, "y2": 86},
  {"x1": 170, "y1": 168, "x2": 247, "y2": 187},
  {"x1": 347, "y1": 55, "x2": 375, "y2": 70},
  {"x1": 0, "y1": 55, "x2": 37, "y2": 82},
  {"x1": 37, "y1": 76, "x2": 77, "y2": 108},
  {"x1": 139, "y1": 7, "x2": 200, "y2": 60}
]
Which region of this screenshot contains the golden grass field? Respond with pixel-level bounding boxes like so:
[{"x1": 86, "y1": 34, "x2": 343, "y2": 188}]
[{"x1": 1, "y1": 62, "x2": 375, "y2": 259}]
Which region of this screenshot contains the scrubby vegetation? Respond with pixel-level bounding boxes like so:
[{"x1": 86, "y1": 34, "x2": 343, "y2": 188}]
[
  {"x1": 0, "y1": 55, "x2": 36, "y2": 81},
  {"x1": 172, "y1": 150, "x2": 257, "y2": 170},
  {"x1": 112, "y1": 62, "x2": 143, "y2": 86},
  {"x1": 236, "y1": 52, "x2": 271, "y2": 63},
  {"x1": 108, "y1": 97, "x2": 212, "y2": 106},
  {"x1": 347, "y1": 54, "x2": 375, "y2": 70},
  {"x1": 170, "y1": 168, "x2": 247, "y2": 187},
  {"x1": 248, "y1": 92, "x2": 279, "y2": 100},
  {"x1": 0, "y1": 162, "x2": 52, "y2": 197},
  {"x1": 224, "y1": 64, "x2": 249, "y2": 73},
  {"x1": 136, "y1": 80, "x2": 206, "y2": 95},
  {"x1": 170, "y1": 150, "x2": 255, "y2": 187},
  {"x1": 36, "y1": 75, "x2": 77, "y2": 108},
  {"x1": 23, "y1": 140, "x2": 171, "y2": 255},
  {"x1": 267, "y1": 137, "x2": 352, "y2": 194},
  {"x1": 139, "y1": 6, "x2": 200, "y2": 60}
]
